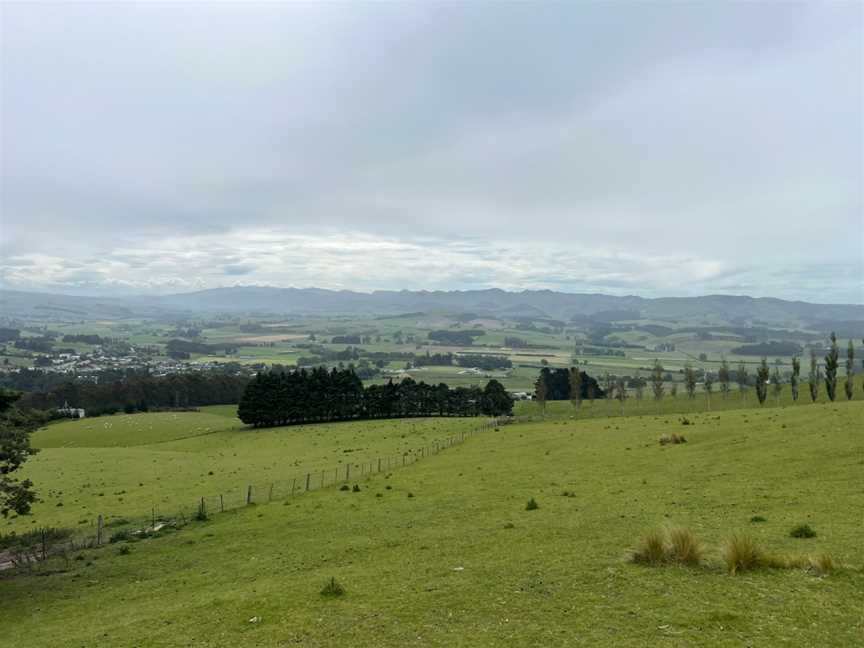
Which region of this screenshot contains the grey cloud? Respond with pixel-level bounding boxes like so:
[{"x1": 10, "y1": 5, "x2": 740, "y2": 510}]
[
  {"x1": 223, "y1": 264, "x2": 256, "y2": 276},
  {"x1": 1, "y1": 2, "x2": 861, "y2": 301}
]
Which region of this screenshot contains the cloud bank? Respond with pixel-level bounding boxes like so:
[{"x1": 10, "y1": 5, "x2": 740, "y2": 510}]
[{"x1": 1, "y1": 3, "x2": 861, "y2": 302}]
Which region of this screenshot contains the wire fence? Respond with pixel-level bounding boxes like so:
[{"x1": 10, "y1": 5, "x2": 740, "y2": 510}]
[{"x1": 0, "y1": 415, "x2": 513, "y2": 573}]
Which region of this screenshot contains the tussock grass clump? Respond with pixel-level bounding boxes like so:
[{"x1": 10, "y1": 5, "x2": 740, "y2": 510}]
[
  {"x1": 320, "y1": 577, "x2": 345, "y2": 598},
  {"x1": 630, "y1": 527, "x2": 703, "y2": 566},
  {"x1": 720, "y1": 535, "x2": 828, "y2": 575},
  {"x1": 630, "y1": 528, "x2": 668, "y2": 565},
  {"x1": 525, "y1": 498, "x2": 540, "y2": 511},
  {"x1": 667, "y1": 527, "x2": 704, "y2": 565},
  {"x1": 721, "y1": 533, "x2": 762, "y2": 574},
  {"x1": 790, "y1": 524, "x2": 816, "y2": 539},
  {"x1": 659, "y1": 433, "x2": 686, "y2": 446},
  {"x1": 352, "y1": 484, "x2": 361, "y2": 493}
]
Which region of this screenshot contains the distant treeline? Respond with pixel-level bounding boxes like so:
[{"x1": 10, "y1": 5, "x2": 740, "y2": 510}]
[
  {"x1": 537, "y1": 367, "x2": 606, "y2": 400},
  {"x1": 730, "y1": 341, "x2": 804, "y2": 356},
  {"x1": 61, "y1": 334, "x2": 105, "y2": 345},
  {"x1": 9, "y1": 370, "x2": 248, "y2": 416},
  {"x1": 413, "y1": 352, "x2": 512, "y2": 370},
  {"x1": 238, "y1": 368, "x2": 513, "y2": 427},
  {"x1": 428, "y1": 330, "x2": 485, "y2": 346}
]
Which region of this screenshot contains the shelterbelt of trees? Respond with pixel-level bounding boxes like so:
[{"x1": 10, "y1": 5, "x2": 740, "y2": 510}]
[
  {"x1": 11, "y1": 370, "x2": 249, "y2": 416},
  {"x1": 237, "y1": 367, "x2": 514, "y2": 427}
]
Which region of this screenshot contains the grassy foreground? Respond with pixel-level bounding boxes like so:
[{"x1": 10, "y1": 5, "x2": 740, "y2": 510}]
[{"x1": 1, "y1": 401, "x2": 862, "y2": 647}]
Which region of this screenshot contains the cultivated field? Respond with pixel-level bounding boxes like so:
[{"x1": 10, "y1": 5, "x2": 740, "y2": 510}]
[{"x1": 1, "y1": 400, "x2": 861, "y2": 647}]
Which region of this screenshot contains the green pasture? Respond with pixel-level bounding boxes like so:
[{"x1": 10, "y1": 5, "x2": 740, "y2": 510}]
[
  {"x1": 5, "y1": 410, "x2": 481, "y2": 534},
  {"x1": 0, "y1": 400, "x2": 861, "y2": 646}
]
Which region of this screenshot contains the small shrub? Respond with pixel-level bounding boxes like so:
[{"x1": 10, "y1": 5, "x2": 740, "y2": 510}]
[
  {"x1": 352, "y1": 485, "x2": 361, "y2": 493},
  {"x1": 721, "y1": 534, "x2": 762, "y2": 574},
  {"x1": 659, "y1": 433, "x2": 686, "y2": 446},
  {"x1": 503, "y1": 522, "x2": 515, "y2": 529},
  {"x1": 108, "y1": 529, "x2": 133, "y2": 544},
  {"x1": 525, "y1": 498, "x2": 539, "y2": 511},
  {"x1": 790, "y1": 524, "x2": 816, "y2": 539},
  {"x1": 749, "y1": 515, "x2": 767, "y2": 523},
  {"x1": 339, "y1": 485, "x2": 349, "y2": 491},
  {"x1": 667, "y1": 527, "x2": 703, "y2": 565},
  {"x1": 118, "y1": 545, "x2": 131, "y2": 556},
  {"x1": 320, "y1": 577, "x2": 345, "y2": 598},
  {"x1": 407, "y1": 492, "x2": 414, "y2": 498},
  {"x1": 630, "y1": 528, "x2": 668, "y2": 565}
]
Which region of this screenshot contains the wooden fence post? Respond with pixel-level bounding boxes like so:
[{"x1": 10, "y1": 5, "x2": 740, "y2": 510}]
[
  {"x1": 377, "y1": 457, "x2": 382, "y2": 472},
  {"x1": 346, "y1": 464, "x2": 351, "y2": 480},
  {"x1": 96, "y1": 515, "x2": 104, "y2": 546},
  {"x1": 268, "y1": 484, "x2": 274, "y2": 502},
  {"x1": 219, "y1": 494, "x2": 224, "y2": 512},
  {"x1": 305, "y1": 473, "x2": 311, "y2": 491},
  {"x1": 246, "y1": 485, "x2": 252, "y2": 505},
  {"x1": 291, "y1": 477, "x2": 296, "y2": 496},
  {"x1": 199, "y1": 497, "x2": 205, "y2": 518}
]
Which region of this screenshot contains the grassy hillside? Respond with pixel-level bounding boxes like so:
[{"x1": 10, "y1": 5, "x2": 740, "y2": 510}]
[
  {"x1": 6, "y1": 409, "x2": 481, "y2": 534},
  {"x1": 1, "y1": 401, "x2": 861, "y2": 647}
]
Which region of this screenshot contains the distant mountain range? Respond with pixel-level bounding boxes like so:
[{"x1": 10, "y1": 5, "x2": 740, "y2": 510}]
[{"x1": 2, "y1": 287, "x2": 863, "y2": 331}]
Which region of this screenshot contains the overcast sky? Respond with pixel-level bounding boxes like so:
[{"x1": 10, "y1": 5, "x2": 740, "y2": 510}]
[{"x1": 1, "y1": 2, "x2": 862, "y2": 303}]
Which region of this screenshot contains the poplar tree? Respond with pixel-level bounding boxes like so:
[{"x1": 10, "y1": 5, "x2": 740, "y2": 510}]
[
  {"x1": 755, "y1": 357, "x2": 770, "y2": 405},
  {"x1": 703, "y1": 371, "x2": 715, "y2": 410},
  {"x1": 808, "y1": 349, "x2": 820, "y2": 403},
  {"x1": 568, "y1": 366, "x2": 583, "y2": 413},
  {"x1": 845, "y1": 340, "x2": 855, "y2": 400},
  {"x1": 718, "y1": 358, "x2": 730, "y2": 399},
  {"x1": 650, "y1": 360, "x2": 665, "y2": 407},
  {"x1": 603, "y1": 373, "x2": 615, "y2": 411},
  {"x1": 535, "y1": 373, "x2": 548, "y2": 416},
  {"x1": 684, "y1": 363, "x2": 697, "y2": 399},
  {"x1": 790, "y1": 357, "x2": 800, "y2": 402},
  {"x1": 771, "y1": 367, "x2": 782, "y2": 406},
  {"x1": 737, "y1": 362, "x2": 749, "y2": 402},
  {"x1": 615, "y1": 376, "x2": 627, "y2": 415},
  {"x1": 824, "y1": 332, "x2": 839, "y2": 402}
]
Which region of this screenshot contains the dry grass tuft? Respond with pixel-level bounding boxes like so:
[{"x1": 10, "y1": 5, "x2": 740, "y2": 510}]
[
  {"x1": 630, "y1": 526, "x2": 703, "y2": 566},
  {"x1": 808, "y1": 553, "x2": 834, "y2": 576},
  {"x1": 630, "y1": 528, "x2": 669, "y2": 565},
  {"x1": 721, "y1": 533, "x2": 762, "y2": 574},
  {"x1": 667, "y1": 526, "x2": 704, "y2": 565}
]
